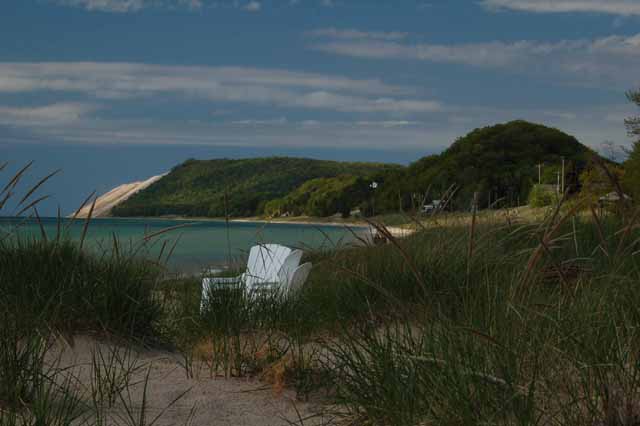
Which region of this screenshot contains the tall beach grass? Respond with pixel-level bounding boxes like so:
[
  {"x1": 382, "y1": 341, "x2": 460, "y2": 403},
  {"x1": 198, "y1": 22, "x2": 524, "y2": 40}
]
[{"x1": 4, "y1": 160, "x2": 640, "y2": 425}]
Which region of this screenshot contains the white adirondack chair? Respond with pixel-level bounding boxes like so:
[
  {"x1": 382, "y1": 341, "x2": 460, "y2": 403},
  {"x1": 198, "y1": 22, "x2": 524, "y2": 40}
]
[
  {"x1": 245, "y1": 244, "x2": 294, "y2": 290},
  {"x1": 281, "y1": 262, "x2": 313, "y2": 295},
  {"x1": 201, "y1": 244, "x2": 302, "y2": 309}
]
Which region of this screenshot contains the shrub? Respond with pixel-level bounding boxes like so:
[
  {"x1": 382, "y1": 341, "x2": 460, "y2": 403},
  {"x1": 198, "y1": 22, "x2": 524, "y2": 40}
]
[{"x1": 528, "y1": 184, "x2": 557, "y2": 207}]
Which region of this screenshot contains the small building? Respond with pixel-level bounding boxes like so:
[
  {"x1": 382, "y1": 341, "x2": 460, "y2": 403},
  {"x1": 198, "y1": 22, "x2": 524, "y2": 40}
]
[
  {"x1": 598, "y1": 192, "x2": 632, "y2": 204},
  {"x1": 421, "y1": 199, "x2": 442, "y2": 214},
  {"x1": 598, "y1": 192, "x2": 632, "y2": 215}
]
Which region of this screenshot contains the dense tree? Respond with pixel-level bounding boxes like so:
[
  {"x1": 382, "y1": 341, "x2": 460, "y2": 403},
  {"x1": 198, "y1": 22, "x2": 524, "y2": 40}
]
[
  {"x1": 265, "y1": 175, "x2": 370, "y2": 218},
  {"x1": 528, "y1": 185, "x2": 558, "y2": 208},
  {"x1": 112, "y1": 121, "x2": 597, "y2": 219},
  {"x1": 623, "y1": 89, "x2": 640, "y2": 200},
  {"x1": 112, "y1": 157, "x2": 399, "y2": 218},
  {"x1": 626, "y1": 90, "x2": 640, "y2": 140},
  {"x1": 373, "y1": 121, "x2": 593, "y2": 212},
  {"x1": 579, "y1": 162, "x2": 625, "y2": 203}
]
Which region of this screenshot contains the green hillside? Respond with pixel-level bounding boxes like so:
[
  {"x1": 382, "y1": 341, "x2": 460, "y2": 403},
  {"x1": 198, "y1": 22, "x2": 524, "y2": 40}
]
[
  {"x1": 112, "y1": 121, "x2": 598, "y2": 218},
  {"x1": 111, "y1": 157, "x2": 400, "y2": 218},
  {"x1": 263, "y1": 175, "x2": 371, "y2": 218},
  {"x1": 374, "y1": 120, "x2": 596, "y2": 211}
]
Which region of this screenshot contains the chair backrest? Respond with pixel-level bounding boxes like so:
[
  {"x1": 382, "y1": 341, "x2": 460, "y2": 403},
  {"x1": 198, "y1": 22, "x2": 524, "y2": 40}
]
[
  {"x1": 245, "y1": 244, "x2": 292, "y2": 288},
  {"x1": 276, "y1": 249, "x2": 303, "y2": 288},
  {"x1": 286, "y1": 262, "x2": 312, "y2": 295}
]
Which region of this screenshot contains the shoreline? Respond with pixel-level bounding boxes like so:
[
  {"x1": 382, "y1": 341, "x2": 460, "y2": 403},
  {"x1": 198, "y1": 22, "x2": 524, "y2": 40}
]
[
  {"x1": 71, "y1": 214, "x2": 371, "y2": 229},
  {"x1": 94, "y1": 215, "x2": 415, "y2": 238},
  {"x1": 6, "y1": 214, "x2": 415, "y2": 238}
]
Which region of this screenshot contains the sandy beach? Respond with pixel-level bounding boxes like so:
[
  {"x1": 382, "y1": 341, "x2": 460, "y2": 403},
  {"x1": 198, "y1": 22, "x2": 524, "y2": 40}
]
[{"x1": 51, "y1": 336, "x2": 327, "y2": 426}]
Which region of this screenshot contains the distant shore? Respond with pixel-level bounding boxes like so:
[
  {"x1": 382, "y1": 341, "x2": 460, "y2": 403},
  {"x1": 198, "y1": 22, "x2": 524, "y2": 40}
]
[
  {"x1": 84, "y1": 215, "x2": 416, "y2": 238},
  {"x1": 87, "y1": 214, "x2": 368, "y2": 228}
]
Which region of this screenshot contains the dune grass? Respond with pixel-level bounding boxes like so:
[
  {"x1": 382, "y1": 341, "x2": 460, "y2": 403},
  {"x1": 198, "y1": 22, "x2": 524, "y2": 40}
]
[
  {"x1": 180, "y1": 201, "x2": 640, "y2": 425},
  {"x1": 0, "y1": 164, "x2": 192, "y2": 425},
  {"x1": 0, "y1": 237, "x2": 164, "y2": 338},
  {"x1": 4, "y1": 162, "x2": 640, "y2": 425}
]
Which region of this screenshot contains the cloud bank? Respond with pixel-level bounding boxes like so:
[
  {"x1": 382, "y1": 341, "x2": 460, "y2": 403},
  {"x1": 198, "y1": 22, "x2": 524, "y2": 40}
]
[
  {"x1": 54, "y1": 0, "x2": 147, "y2": 12},
  {"x1": 52, "y1": 0, "x2": 263, "y2": 12},
  {"x1": 307, "y1": 28, "x2": 409, "y2": 41},
  {"x1": 481, "y1": 0, "x2": 640, "y2": 16},
  {"x1": 0, "y1": 62, "x2": 441, "y2": 115},
  {"x1": 310, "y1": 32, "x2": 640, "y2": 88},
  {"x1": 0, "y1": 103, "x2": 98, "y2": 125}
]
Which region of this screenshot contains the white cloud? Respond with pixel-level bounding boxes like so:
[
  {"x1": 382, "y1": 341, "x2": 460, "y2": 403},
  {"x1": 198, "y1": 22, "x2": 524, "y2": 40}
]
[
  {"x1": 356, "y1": 120, "x2": 417, "y2": 128},
  {"x1": 542, "y1": 111, "x2": 577, "y2": 121},
  {"x1": 3, "y1": 102, "x2": 635, "y2": 154},
  {"x1": 481, "y1": 0, "x2": 640, "y2": 16},
  {"x1": 243, "y1": 1, "x2": 260, "y2": 11},
  {"x1": 4, "y1": 117, "x2": 452, "y2": 151},
  {"x1": 0, "y1": 62, "x2": 403, "y2": 96},
  {"x1": 0, "y1": 62, "x2": 439, "y2": 115},
  {"x1": 54, "y1": 0, "x2": 146, "y2": 12},
  {"x1": 231, "y1": 117, "x2": 288, "y2": 125},
  {"x1": 52, "y1": 0, "x2": 247, "y2": 12},
  {"x1": 311, "y1": 33, "x2": 640, "y2": 88},
  {"x1": 179, "y1": 0, "x2": 203, "y2": 9},
  {"x1": 293, "y1": 91, "x2": 442, "y2": 113},
  {"x1": 0, "y1": 103, "x2": 98, "y2": 125},
  {"x1": 8, "y1": 104, "x2": 635, "y2": 155},
  {"x1": 307, "y1": 28, "x2": 408, "y2": 41}
]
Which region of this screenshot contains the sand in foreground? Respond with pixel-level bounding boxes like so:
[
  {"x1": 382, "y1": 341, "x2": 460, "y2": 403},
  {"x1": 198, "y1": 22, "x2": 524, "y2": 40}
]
[{"x1": 49, "y1": 336, "x2": 326, "y2": 426}]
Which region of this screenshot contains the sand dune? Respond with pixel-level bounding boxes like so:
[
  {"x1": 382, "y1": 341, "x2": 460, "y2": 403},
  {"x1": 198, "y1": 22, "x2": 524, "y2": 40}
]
[{"x1": 73, "y1": 174, "x2": 165, "y2": 218}]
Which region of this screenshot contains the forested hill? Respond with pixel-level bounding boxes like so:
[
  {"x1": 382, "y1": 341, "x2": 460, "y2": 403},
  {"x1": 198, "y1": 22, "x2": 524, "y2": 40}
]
[
  {"x1": 110, "y1": 121, "x2": 598, "y2": 219},
  {"x1": 111, "y1": 157, "x2": 400, "y2": 217},
  {"x1": 373, "y1": 120, "x2": 596, "y2": 212}
]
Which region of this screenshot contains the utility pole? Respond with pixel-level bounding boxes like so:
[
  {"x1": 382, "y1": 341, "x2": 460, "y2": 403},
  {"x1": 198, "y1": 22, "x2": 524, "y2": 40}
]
[
  {"x1": 556, "y1": 171, "x2": 561, "y2": 194},
  {"x1": 370, "y1": 181, "x2": 378, "y2": 217},
  {"x1": 538, "y1": 163, "x2": 542, "y2": 185},
  {"x1": 561, "y1": 157, "x2": 565, "y2": 194}
]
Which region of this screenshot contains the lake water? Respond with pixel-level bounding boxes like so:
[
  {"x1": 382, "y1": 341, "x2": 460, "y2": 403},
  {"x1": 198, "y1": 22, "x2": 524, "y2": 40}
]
[{"x1": 0, "y1": 217, "x2": 366, "y2": 274}]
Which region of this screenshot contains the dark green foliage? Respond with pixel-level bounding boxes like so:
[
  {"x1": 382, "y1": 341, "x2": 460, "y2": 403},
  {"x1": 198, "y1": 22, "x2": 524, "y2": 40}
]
[
  {"x1": 0, "y1": 237, "x2": 163, "y2": 338},
  {"x1": 264, "y1": 175, "x2": 370, "y2": 217},
  {"x1": 169, "y1": 207, "x2": 640, "y2": 425},
  {"x1": 324, "y1": 215, "x2": 640, "y2": 425},
  {"x1": 623, "y1": 90, "x2": 640, "y2": 199},
  {"x1": 376, "y1": 120, "x2": 594, "y2": 212},
  {"x1": 0, "y1": 236, "x2": 165, "y2": 418},
  {"x1": 528, "y1": 184, "x2": 557, "y2": 207},
  {"x1": 112, "y1": 122, "x2": 596, "y2": 218},
  {"x1": 112, "y1": 157, "x2": 399, "y2": 218},
  {"x1": 623, "y1": 141, "x2": 640, "y2": 200},
  {"x1": 625, "y1": 89, "x2": 640, "y2": 140}
]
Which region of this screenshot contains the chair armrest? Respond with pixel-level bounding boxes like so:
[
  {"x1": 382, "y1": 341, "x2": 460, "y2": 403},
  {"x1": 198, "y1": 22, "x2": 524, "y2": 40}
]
[
  {"x1": 247, "y1": 280, "x2": 280, "y2": 299},
  {"x1": 201, "y1": 274, "x2": 246, "y2": 312},
  {"x1": 203, "y1": 274, "x2": 244, "y2": 284}
]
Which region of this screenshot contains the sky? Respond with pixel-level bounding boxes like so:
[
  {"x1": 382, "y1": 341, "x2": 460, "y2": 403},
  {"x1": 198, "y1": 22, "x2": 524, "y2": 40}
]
[{"x1": 2, "y1": 0, "x2": 640, "y2": 215}]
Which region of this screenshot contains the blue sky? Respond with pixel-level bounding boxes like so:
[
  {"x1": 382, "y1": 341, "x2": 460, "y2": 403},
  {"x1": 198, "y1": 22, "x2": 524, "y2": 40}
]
[{"x1": 2, "y1": 0, "x2": 640, "y2": 214}]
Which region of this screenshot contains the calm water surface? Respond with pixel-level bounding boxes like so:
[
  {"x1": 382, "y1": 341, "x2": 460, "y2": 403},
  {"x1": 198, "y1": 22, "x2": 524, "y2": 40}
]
[{"x1": 0, "y1": 217, "x2": 365, "y2": 274}]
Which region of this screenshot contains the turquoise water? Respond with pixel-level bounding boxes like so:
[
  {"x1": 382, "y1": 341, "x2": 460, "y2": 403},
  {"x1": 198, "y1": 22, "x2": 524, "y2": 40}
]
[{"x1": 0, "y1": 217, "x2": 365, "y2": 274}]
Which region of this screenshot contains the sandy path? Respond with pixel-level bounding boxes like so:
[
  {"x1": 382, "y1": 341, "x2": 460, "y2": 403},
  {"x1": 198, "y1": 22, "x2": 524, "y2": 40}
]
[{"x1": 49, "y1": 336, "x2": 327, "y2": 426}]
